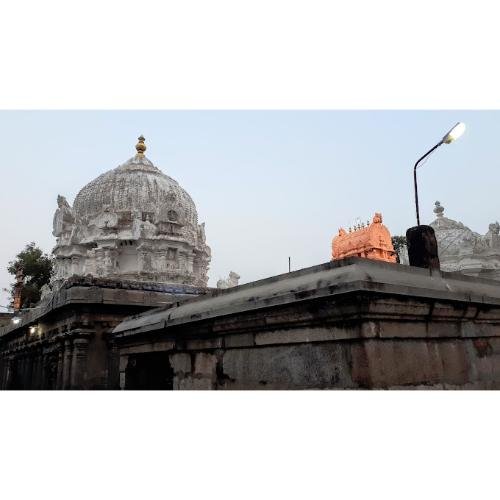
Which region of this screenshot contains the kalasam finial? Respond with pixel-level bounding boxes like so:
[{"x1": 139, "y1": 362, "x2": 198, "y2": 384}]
[{"x1": 136, "y1": 135, "x2": 146, "y2": 156}]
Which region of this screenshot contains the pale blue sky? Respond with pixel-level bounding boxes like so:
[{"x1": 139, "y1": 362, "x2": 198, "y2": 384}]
[{"x1": 1, "y1": 111, "x2": 498, "y2": 307}]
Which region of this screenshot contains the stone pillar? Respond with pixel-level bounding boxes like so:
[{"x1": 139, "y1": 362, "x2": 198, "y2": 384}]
[
  {"x1": 119, "y1": 354, "x2": 129, "y2": 390},
  {"x1": 107, "y1": 339, "x2": 120, "y2": 389},
  {"x1": 0, "y1": 356, "x2": 4, "y2": 390},
  {"x1": 0, "y1": 357, "x2": 7, "y2": 390},
  {"x1": 169, "y1": 352, "x2": 216, "y2": 390},
  {"x1": 19, "y1": 354, "x2": 27, "y2": 389},
  {"x1": 31, "y1": 351, "x2": 39, "y2": 389},
  {"x1": 406, "y1": 225, "x2": 440, "y2": 270},
  {"x1": 62, "y1": 340, "x2": 73, "y2": 389},
  {"x1": 71, "y1": 256, "x2": 81, "y2": 275},
  {"x1": 36, "y1": 350, "x2": 45, "y2": 389},
  {"x1": 56, "y1": 342, "x2": 64, "y2": 389},
  {"x1": 103, "y1": 248, "x2": 119, "y2": 276},
  {"x1": 70, "y1": 338, "x2": 89, "y2": 389},
  {"x1": 3, "y1": 356, "x2": 13, "y2": 389},
  {"x1": 25, "y1": 353, "x2": 34, "y2": 390},
  {"x1": 186, "y1": 254, "x2": 195, "y2": 274}
]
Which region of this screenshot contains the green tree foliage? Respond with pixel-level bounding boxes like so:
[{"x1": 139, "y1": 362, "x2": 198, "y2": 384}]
[
  {"x1": 6, "y1": 242, "x2": 53, "y2": 309},
  {"x1": 391, "y1": 235, "x2": 407, "y2": 264}
]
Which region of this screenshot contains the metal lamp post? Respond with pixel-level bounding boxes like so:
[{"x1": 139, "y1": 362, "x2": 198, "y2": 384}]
[
  {"x1": 414, "y1": 122, "x2": 466, "y2": 225},
  {"x1": 407, "y1": 122, "x2": 466, "y2": 269}
]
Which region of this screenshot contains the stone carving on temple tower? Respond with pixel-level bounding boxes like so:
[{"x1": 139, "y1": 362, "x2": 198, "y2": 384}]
[
  {"x1": 430, "y1": 201, "x2": 500, "y2": 279},
  {"x1": 50, "y1": 136, "x2": 211, "y2": 288},
  {"x1": 53, "y1": 195, "x2": 76, "y2": 239},
  {"x1": 217, "y1": 271, "x2": 240, "y2": 289}
]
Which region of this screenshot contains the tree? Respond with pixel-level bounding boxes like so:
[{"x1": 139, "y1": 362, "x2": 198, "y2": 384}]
[
  {"x1": 6, "y1": 242, "x2": 53, "y2": 309},
  {"x1": 391, "y1": 235, "x2": 407, "y2": 264}
]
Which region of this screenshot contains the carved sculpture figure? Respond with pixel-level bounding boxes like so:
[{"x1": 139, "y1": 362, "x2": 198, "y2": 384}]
[
  {"x1": 53, "y1": 195, "x2": 75, "y2": 237},
  {"x1": 487, "y1": 222, "x2": 500, "y2": 237},
  {"x1": 217, "y1": 271, "x2": 240, "y2": 289},
  {"x1": 197, "y1": 222, "x2": 206, "y2": 244},
  {"x1": 430, "y1": 201, "x2": 500, "y2": 279}
]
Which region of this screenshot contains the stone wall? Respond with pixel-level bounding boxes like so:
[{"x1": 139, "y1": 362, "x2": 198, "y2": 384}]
[
  {"x1": 0, "y1": 277, "x2": 207, "y2": 389},
  {"x1": 4, "y1": 258, "x2": 500, "y2": 390},
  {"x1": 114, "y1": 258, "x2": 500, "y2": 390}
]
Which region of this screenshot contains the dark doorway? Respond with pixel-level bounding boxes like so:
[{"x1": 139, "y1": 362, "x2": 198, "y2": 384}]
[
  {"x1": 43, "y1": 355, "x2": 58, "y2": 390},
  {"x1": 125, "y1": 352, "x2": 174, "y2": 390},
  {"x1": 9, "y1": 360, "x2": 22, "y2": 389}
]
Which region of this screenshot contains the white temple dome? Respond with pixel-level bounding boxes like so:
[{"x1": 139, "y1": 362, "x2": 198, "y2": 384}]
[
  {"x1": 430, "y1": 200, "x2": 500, "y2": 278},
  {"x1": 430, "y1": 201, "x2": 480, "y2": 258},
  {"x1": 73, "y1": 152, "x2": 199, "y2": 231},
  {"x1": 51, "y1": 136, "x2": 211, "y2": 287}
]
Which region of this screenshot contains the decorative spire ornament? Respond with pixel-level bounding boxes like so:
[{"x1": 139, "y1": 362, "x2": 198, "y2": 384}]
[
  {"x1": 135, "y1": 135, "x2": 146, "y2": 156},
  {"x1": 433, "y1": 200, "x2": 445, "y2": 218}
]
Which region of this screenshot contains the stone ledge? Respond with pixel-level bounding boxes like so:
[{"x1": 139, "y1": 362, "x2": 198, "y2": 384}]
[
  {"x1": 0, "y1": 278, "x2": 205, "y2": 340},
  {"x1": 113, "y1": 258, "x2": 500, "y2": 338}
]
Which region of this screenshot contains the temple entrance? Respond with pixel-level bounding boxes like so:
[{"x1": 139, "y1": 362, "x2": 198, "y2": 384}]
[
  {"x1": 125, "y1": 352, "x2": 174, "y2": 390},
  {"x1": 8, "y1": 360, "x2": 22, "y2": 389},
  {"x1": 43, "y1": 356, "x2": 58, "y2": 390}
]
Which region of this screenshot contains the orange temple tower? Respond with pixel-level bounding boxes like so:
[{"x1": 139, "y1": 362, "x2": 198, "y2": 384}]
[
  {"x1": 332, "y1": 212, "x2": 397, "y2": 263},
  {"x1": 12, "y1": 266, "x2": 24, "y2": 312}
]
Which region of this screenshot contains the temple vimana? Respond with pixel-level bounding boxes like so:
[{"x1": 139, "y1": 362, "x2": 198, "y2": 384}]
[{"x1": 2, "y1": 137, "x2": 500, "y2": 390}]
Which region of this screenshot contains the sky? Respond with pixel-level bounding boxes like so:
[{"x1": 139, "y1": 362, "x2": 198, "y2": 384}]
[{"x1": 0, "y1": 110, "x2": 498, "y2": 308}]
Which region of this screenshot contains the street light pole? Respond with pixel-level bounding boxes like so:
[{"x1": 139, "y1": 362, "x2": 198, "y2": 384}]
[
  {"x1": 413, "y1": 122, "x2": 466, "y2": 226},
  {"x1": 413, "y1": 140, "x2": 444, "y2": 226},
  {"x1": 407, "y1": 122, "x2": 466, "y2": 270}
]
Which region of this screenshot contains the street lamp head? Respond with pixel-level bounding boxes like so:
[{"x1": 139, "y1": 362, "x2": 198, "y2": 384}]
[{"x1": 442, "y1": 122, "x2": 466, "y2": 144}]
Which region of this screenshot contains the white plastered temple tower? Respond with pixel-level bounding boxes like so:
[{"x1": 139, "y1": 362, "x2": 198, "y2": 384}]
[
  {"x1": 51, "y1": 136, "x2": 211, "y2": 288},
  {"x1": 430, "y1": 201, "x2": 500, "y2": 279}
]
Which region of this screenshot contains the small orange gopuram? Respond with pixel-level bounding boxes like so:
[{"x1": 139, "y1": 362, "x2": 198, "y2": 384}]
[{"x1": 332, "y1": 212, "x2": 397, "y2": 263}]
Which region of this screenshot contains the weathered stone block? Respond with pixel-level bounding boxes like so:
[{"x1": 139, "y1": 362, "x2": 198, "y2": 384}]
[
  {"x1": 185, "y1": 337, "x2": 222, "y2": 350},
  {"x1": 374, "y1": 321, "x2": 429, "y2": 339},
  {"x1": 222, "y1": 344, "x2": 354, "y2": 389},
  {"x1": 367, "y1": 299, "x2": 431, "y2": 318},
  {"x1": 121, "y1": 340, "x2": 174, "y2": 355},
  {"x1": 224, "y1": 333, "x2": 255, "y2": 348},
  {"x1": 437, "y1": 341, "x2": 470, "y2": 386},
  {"x1": 103, "y1": 289, "x2": 144, "y2": 305},
  {"x1": 177, "y1": 377, "x2": 214, "y2": 390},
  {"x1": 254, "y1": 326, "x2": 356, "y2": 346},
  {"x1": 119, "y1": 372, "x2": 126, "y2": 389},
  {"x1": 119, "y1": 355, "x2": 129, "y2": 372},
  {"x1": 194, "y1": 353, "x2": 217, "y2": 376},
  {"x1": 170, "y1": 353, "x2": 191, "y2": 374}
]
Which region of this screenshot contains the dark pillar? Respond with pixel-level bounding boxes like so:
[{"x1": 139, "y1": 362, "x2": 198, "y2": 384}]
[
  {"x1": 31, "y1": 350, "x2": 40, "y2": 389},
  {"x1": 36, "y1": 349, "x2": 44, "y2": 389},
  {"x1": 25, "y1": 353, "x2": 34, "y2": 390},
  {"x1": 70, "y1": 338, "x2": 89, "y2": 389},
  {"x1": 56, "y1": 343, "x2": 64, "y2": 389},
  {"x1": 406, "y1": 225, "x2": 440, "y2": 270},
  {"x1": 62, "y1": 340, "x2": 73, "y2": 389}
]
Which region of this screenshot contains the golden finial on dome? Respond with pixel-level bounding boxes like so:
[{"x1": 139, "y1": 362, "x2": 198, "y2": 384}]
[{"x1": 135, "y1": 135, "x2": 146, "y2": 156}]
